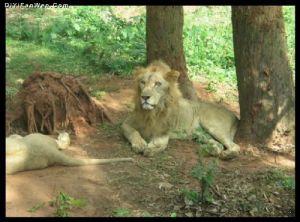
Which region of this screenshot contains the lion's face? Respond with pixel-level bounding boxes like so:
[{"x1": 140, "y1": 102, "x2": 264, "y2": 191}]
[
  {"x1": 138, "y1": 72, "x2": 170, "y2": 110},
  {"x1": 133, "y1": 61, "x2": 180, "y2": 111}
]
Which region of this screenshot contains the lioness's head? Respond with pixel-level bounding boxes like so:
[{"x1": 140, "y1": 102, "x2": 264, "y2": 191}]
[{"x1": 133, "y1": 60, "x2": 181, "y2": 111}]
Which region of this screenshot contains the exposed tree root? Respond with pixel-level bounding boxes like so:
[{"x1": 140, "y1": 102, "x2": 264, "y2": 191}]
[{"x1": 6, "y1": 72, "x2": 111, "y2": 137}]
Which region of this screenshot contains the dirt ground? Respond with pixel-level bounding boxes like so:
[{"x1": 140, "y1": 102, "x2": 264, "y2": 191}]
[{"x1": 6, "y1": 76, "x2": 295, "y2": 217}]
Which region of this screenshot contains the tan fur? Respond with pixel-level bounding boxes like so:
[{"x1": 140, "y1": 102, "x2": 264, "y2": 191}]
[
  {"x1": 122, "y1": 60, "x2": 240, "y2": 159},
  {"x1": 6, "y1": 133, "x2": 133, "y2": 175}
]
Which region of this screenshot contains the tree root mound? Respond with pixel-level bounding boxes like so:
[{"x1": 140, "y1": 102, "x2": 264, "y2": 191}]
[{"x1": 6, "y1": 72, "x2": 112, "y2": 137}]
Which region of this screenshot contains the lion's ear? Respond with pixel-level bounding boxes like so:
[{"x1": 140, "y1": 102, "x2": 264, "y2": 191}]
[
  {"x1": 132, "y1": 67, "x2": 145, "y2": 79},
  {"x1": 165, "y1": 70, "x2": 180, "y2": 82}
]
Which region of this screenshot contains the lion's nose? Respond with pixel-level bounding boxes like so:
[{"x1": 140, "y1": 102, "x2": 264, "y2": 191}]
[{"x1": 142, "y1": 96, "x2": 150, "y2": 101}]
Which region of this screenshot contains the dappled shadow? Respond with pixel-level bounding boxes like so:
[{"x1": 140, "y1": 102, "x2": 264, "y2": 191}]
[{"x1": 6, "y1": 78, "x2": 295, "y2": 217}]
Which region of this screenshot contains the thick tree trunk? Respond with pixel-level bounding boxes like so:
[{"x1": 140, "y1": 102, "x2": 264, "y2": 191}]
[
  {"x1": 232, "y1": 6, "x2": 295, "y2": 148},
  {"x1": 146, "y1": 6, "x2": 198, "y2": 101}
]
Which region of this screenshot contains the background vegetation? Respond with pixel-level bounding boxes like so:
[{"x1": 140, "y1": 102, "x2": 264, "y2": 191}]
[{"x1": 6, "y1": 6, "x2": 295, "y2": 96}]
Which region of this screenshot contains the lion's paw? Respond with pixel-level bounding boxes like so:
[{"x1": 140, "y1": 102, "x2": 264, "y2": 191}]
[
  {"x1": 219, "y1": 149, "x2": 239, "y2": 161},
  {"x1": 143, "y1": 148, "x2": 156, "y2": 157},
  {"x1": 143, "y1": 141, "x2": 168, "y2": 157},
  {"x1": 131, "y1": 139, "x2": 147, "y2": 154},
  {"x1": 143, "y1": 147, "x2": 165, "y2": 157},
  {"x1": 219, "y1": 150, "x2": 238, "y2": 160}
]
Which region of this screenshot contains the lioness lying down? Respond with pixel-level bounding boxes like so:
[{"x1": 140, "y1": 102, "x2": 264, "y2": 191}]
[
  {"x1": 122, "y1": 61, "x2": 240, "y2": 159},
  {"x1": 6, "y1": 133, "x2": 133, "y2": 174}
]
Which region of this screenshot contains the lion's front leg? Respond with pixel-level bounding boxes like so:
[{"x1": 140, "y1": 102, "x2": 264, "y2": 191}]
[
  {"x1": 143, "y1": 135, "x2": 169, "y2": 157},
  {"x1": 122, "y1": 122, "x2": 147, "y2": 154}
]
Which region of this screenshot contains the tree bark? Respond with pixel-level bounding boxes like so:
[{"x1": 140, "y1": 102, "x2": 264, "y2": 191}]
[
  {"x1": 232, "y1": 6, "x2": 295, "y2": 148},
  {"x1": 146, "y1": 6, "x2": 198, "y2": 101}
]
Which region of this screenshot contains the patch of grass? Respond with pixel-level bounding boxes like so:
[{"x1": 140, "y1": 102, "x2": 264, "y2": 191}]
[
  {"x1": 6, "y1": 38, "x2": 96, "y2": 82},
  {"x1": 5, "y1": 85, "x2": 19, "y2": 99},
  {"x1": 6, "y1": 6, "x2": 146, "y2": 81},
  {"x1": 181, "y1": 188, "x2": 199, "y2": 204},
  {"x1": 263, "y1": 168, "x2": 295, "y2": 190},
  {"x1": 205, "y1": 81, "x2": 218, "y2": 93},
  {"x1": 113, "y1": 207, "x2": 130, "y2": 217},
  {"x1": 49, "y1": 192, "x2": 87, "y2": 217},
  {"x1": 170, "y1": 212, "x2": 177, "y2": 217},
  {"x1": 99, "y1": 122, "x2": 121, "y2": 135},
  {"x1": 179, "y1": 159, "x2": 219, "y2": 206},
  {"x1": 90, "y1": 90, "x2": 106, "y2": 99},
  {"x1": 191, "y1": 159, "x2": 219, "y2": 203},
  {"x1": 27, "y1": 202, "x2": 45, "y2": 213}
]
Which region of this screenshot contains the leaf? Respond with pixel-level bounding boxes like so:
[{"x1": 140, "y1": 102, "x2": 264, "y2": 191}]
[
  {"x1": 73, "y1": 23, "x2": 80, "y2": 32},
  {"x1": 69, "y1": 198, "x2": 87, "y2": 208},
  {"x1": 170, "y1": 212, "x2": 177, "y2": 217},
  {"x1": 113, "y1": 208, "x2": 130, "y2": 217},
  {"x1": 27, "y1": 202, "x2": 45, "y2": 213},
  {"x1": 50, "y1": 33, "x2": 57, "y2": 40}
]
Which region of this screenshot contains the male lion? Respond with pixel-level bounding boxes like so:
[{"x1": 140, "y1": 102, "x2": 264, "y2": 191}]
[{"x1": 122, "y1": 60, "x2": 240, "y2": 159}]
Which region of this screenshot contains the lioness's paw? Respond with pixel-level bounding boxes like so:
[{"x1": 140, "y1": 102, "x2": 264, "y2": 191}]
[{"x1": 131, "y1": 139, "x2": 147, "y2": 154}]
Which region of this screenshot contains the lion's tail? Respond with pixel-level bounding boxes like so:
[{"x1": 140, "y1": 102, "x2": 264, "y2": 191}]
[{"x1": 55, "y1": 153, "x2": 133, "y2": 166}]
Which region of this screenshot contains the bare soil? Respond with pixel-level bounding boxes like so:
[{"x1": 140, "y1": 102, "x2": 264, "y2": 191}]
[{"x1": 6, "y1": 76, "x2": 295, "y2": 217}]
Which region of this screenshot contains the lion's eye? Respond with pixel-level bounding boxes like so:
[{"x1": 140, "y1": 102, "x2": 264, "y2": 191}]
[
  {"x1": 155, "y1": 81, "x2": 161, "y2": 87},
  {"x1": 140, "y1": 80, "x2": 145, "y2": 85}
]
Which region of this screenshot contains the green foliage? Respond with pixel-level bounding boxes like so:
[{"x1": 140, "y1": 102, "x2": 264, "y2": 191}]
[
  {"x1": 49, "y1": 192, "x2": 87, "y2": 217},
  {"x1": 184, "y1": 6, "x2": 295, "y2": 85},
  {"x1": 263, "y1": 168, "x2": 295, "y2": 190},
  {"x1": 192, "y1": 127, "x2": 223, "y2": 156},
  {"x1": 205, "y1": 81, "x2": 217, "y2": 93},
  {"x1": 180, "y1": 159, "x2": 219, "y2": 206},
  {"x1": 6, "y1": 6, "x2": 146, "y2": 79},
  {"x1": 170, "y1": 212, "x2": 177, "y2": 217},
  {"x1": 6, "y1": 6, "x2": 294, "y2": 88},
  {"x1": 6, "y1": 86, "x2": 18, "y2": 99},
  {"x1": 184, "y1": 7, "x2": 236, "y2": 86},
  {"x1": 100, "y1": 122, "x2": 121, "y2": 135},
  {"x1": 181, "y1": 188, "x2": 199, "y2": 204},
  {"x1": 283, "y1": 6, "x2": 295, "y2": 72},
  {"x1": 191, "y1": 159, "x2": 219, "y2": 203},
  {"x1": 27, "y1": 202, "x2": 45, "y2": 213},
  {"x1": 113, "y1": 207, "x2": 130, "y2": 217},
  {"x1": 90, "y1": 90, "x2": 106, "y2": 99}
]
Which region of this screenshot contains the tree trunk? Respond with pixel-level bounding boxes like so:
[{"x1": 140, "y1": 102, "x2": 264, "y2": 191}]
[
  {"x1": 232, "y1": 6, "x2": 295, "y2": 148},
  {"x1": 146, "y1": 6, "x2": 198, "y2": 101}
]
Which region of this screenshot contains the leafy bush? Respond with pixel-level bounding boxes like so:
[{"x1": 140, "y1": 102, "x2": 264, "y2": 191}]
[
  {"x1": 6, "y1": 6, "x2": 146, "y2": 77},
  {"x1": 283, "y1": 6, "x2": 295, "y2": 72},
  {"x1": 6, "y1": 6, "x2": 294, "y2": 85},
  {"x1": 184, "y1": 6, "x2": 295, "y2": 85},
  {"x1": 184, "y1": 7, "x2": 236, "y2": 85}
]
